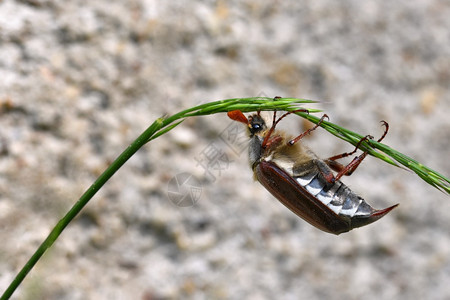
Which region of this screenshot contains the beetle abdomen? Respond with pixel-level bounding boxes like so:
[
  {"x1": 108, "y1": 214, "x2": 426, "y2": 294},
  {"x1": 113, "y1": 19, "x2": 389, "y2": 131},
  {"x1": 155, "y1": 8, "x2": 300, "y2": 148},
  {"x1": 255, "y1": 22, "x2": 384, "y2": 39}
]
[
  {"x1": 255, "y1": 160, "x2": 397, "y2": 234},
  {"x1": 295, "y1": 170, "x2": 398, "y2": 230}
]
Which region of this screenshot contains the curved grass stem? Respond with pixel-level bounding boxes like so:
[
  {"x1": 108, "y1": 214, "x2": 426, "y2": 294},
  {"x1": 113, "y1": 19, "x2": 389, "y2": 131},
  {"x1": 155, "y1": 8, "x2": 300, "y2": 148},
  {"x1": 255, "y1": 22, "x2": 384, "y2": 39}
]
[{"x1": 1, "y1": 97, "x2": 448, "y2": 299}]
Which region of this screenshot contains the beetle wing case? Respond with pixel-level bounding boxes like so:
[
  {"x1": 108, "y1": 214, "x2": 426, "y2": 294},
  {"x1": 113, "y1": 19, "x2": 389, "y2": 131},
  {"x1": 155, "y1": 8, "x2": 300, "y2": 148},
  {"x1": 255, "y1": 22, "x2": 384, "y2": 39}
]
[
  {"x1": 255, "y1": 161, "x2": 350, "y2": 234},
  {"x1": 255, "y1": 160, "x2": 398, "y2": 235}
]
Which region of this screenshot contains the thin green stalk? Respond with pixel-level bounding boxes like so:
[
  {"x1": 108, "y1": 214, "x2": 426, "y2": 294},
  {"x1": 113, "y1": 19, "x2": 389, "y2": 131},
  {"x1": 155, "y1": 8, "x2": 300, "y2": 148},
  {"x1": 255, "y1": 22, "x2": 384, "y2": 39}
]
[
  {"x1": 1, "y1": 97, "x2": 448, "y2": 299},
  {"x1": 296, "y1": 111, "x2": 450, "y2": 194},
  {"x1": 0, "y1": 97, "x2": 312, "y2": 299}
]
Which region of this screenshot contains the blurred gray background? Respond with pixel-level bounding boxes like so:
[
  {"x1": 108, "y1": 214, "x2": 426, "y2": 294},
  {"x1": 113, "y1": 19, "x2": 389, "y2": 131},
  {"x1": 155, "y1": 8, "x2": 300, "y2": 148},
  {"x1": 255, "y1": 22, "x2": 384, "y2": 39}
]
[{"x1": 1, "y1": 1, "x2": 449, "y2": 299}]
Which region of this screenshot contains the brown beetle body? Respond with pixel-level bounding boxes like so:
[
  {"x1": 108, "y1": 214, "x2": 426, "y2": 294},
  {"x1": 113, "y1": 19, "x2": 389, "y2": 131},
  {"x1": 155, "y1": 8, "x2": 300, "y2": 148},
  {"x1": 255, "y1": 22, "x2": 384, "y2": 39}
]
[{"x1": 228, "y1": 109, "x2": 398, "y2": 235}]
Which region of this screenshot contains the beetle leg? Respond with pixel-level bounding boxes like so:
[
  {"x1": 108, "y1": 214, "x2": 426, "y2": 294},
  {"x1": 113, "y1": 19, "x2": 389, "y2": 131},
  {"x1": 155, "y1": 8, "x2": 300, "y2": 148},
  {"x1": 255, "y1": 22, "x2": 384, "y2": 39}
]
[
  {"x1": 334, "y1": 153, "x2": 370, "y2": 181},
  {"x1": 262, "y1": 109, "x2": 309, "y2": 149},
  {"x1": 325, "y1": 160, "x2": 347, "y2": 174},
  {"x1": 325, "y1": 121, "x2": 389, "y2": 181},
  {"x1": 326, "y1": 134, "x2": 373, "y2": 164},
  {"x1": 275, "y1": 109, "x2": 310, "y2": 127},
  {"x1": 263, "y1": 135, "x2": 284, "y2": 151},
  {"x1": 325, "y1": 158, "x2": 367, "y2": 177},
  {"x1": 262, "y1": 111, "x2": 278, "y2": 149},
  {"x1": 327, "y1": 121, "x2": 389, "y2": 163},
  {"x1": 288, "y1": 114, "x2": 329, "y2": 145},
  {"x1": 315, "y1": 159, "x2": 336, "y2": 184},
  {"x1": 323, "y1": 135, "x2": 374, "y2": 181},
  {"x1": 377, "y1": 120, "x2": 389, "y2": 142}
]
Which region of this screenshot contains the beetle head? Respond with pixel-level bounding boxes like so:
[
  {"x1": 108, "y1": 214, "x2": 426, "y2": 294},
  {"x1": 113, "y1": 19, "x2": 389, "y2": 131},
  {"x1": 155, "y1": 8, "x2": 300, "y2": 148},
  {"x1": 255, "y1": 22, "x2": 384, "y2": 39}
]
[
  {"x1": 247, "y1": 114, "x2": 267, "y2": 137},
  {"x1": 227, "y1": 110, "x2": 267, "y2": 137}
]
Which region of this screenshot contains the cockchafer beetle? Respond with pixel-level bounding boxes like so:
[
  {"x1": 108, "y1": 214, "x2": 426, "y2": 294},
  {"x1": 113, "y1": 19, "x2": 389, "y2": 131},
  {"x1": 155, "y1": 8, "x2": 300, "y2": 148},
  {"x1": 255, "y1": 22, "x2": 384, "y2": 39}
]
[{"x1": 227, "y1": 108, "x2": 398, "y2": 235}]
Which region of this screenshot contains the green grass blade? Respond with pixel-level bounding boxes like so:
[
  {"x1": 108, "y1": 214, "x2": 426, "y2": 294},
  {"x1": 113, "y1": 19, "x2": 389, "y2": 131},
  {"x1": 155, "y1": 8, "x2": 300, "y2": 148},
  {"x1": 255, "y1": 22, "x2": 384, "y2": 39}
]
[
  {"x1": 2, "y1": 96, "x2": 447, "y2": 300},
  {"x1": 296, "y1": 111, "x2": 450, "y2": 194},
  {"x1": 0, "y1": 97, "x2": 314, "y2": 300}
]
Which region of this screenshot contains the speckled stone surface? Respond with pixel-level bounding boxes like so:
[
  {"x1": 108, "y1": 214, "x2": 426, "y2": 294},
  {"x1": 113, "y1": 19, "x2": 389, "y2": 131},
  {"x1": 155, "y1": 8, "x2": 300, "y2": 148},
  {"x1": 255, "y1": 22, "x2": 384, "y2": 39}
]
[{"x1": 1, "y1": 1, "x2": 449, "y2": 299}]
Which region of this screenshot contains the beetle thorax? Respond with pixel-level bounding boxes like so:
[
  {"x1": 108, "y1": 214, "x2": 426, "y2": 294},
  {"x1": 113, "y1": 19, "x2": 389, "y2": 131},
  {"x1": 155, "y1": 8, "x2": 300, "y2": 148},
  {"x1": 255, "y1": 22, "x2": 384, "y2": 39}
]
[{"x1": 249, "y1": 128, "x2": 317, "y2": 172}]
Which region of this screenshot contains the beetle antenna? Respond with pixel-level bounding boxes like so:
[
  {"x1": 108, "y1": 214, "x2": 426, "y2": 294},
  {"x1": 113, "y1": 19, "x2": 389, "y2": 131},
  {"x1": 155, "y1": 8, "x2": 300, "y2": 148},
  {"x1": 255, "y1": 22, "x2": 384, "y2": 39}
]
[{"x1": 227, "y1": 110, "x2": 249, "y2": 124}]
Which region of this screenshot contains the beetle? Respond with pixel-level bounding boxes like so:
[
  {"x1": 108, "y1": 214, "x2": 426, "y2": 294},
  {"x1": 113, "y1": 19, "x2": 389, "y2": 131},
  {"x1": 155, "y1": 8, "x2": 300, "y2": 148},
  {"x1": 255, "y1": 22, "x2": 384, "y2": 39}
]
[{"x1": 227, "y1": 108, "x2": 398, "y2": 235}]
